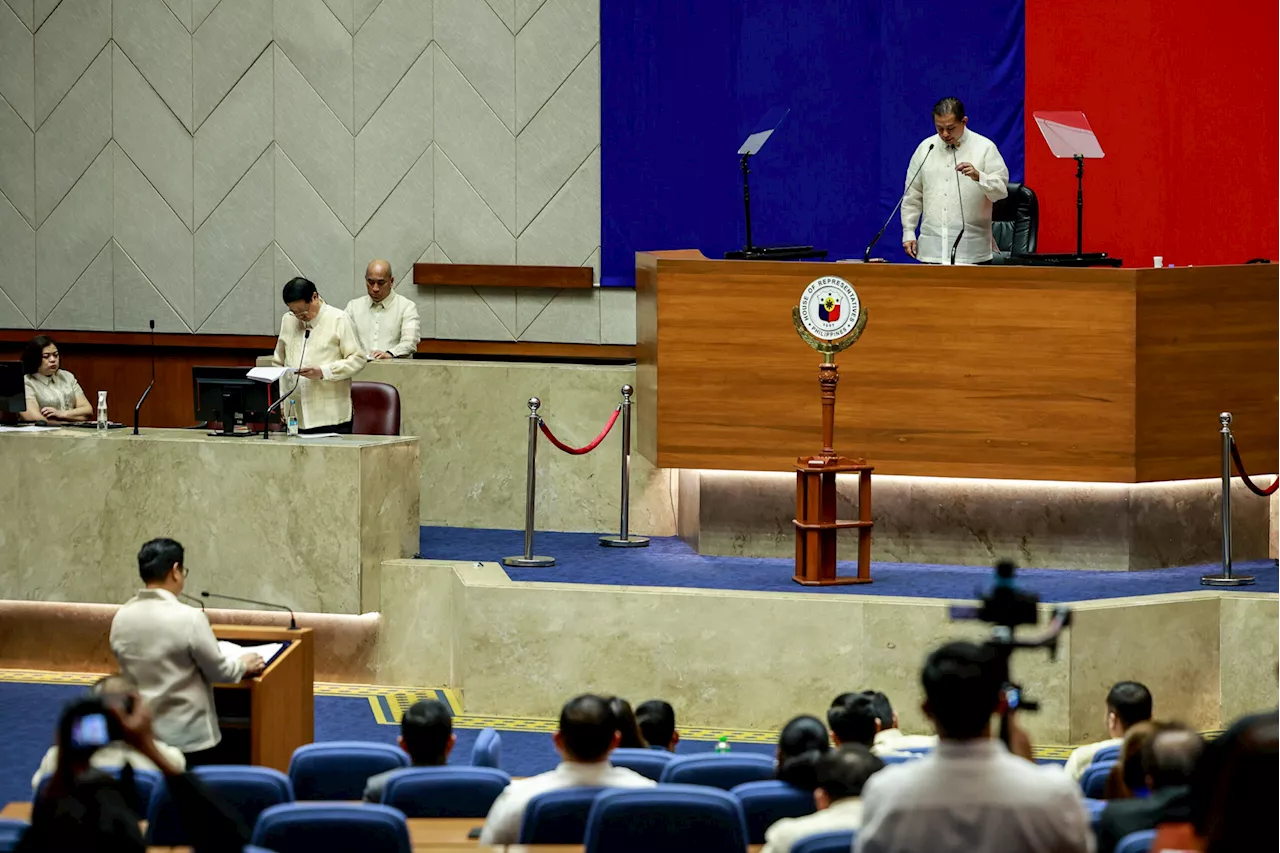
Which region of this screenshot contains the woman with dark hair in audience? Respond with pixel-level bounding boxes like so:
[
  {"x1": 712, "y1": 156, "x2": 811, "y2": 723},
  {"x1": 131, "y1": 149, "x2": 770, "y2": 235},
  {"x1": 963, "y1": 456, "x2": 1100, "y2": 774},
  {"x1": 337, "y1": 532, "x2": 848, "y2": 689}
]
[
  {"x1": 775, "y1": 714, "x2": 831, "y2": 790},
  {"x1": 19, "y1": 335, "x2": 91, "y2": 422},
  {"x1": 608, "y1": 697, "x2": 649, "y2": 749},
  {"x1": 1104, "y1": 720, "x2": 1161, "y2": 798}
]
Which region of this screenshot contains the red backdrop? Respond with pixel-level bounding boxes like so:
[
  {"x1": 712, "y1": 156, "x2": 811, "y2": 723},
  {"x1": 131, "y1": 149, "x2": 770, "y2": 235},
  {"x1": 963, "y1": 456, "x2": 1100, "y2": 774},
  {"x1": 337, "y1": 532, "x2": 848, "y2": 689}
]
[{"x1": 1025, "y1": 0, "x2": 1278, "y2": 266}]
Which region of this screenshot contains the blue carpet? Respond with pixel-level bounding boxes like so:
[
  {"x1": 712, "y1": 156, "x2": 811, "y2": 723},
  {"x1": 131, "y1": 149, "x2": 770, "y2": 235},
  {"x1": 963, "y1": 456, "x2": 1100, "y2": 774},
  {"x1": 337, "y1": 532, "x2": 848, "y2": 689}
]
[{"x1": 420, "y1": 527, "x2": 1279, "y2": 602}]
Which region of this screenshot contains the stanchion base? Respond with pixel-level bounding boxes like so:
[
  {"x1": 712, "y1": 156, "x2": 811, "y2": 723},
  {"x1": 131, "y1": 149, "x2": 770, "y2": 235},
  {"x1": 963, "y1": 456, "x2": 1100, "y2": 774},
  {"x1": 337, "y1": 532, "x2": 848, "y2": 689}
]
[
  {"x1": 1200, "y1": 573, "x2": 1255, "y2": 587},
  {"x1": 599, "y1": 535, "x2": 650, "y2": 548},
  {"x1": 503, "y1": 555, "x2": 556, "y2": 567}
]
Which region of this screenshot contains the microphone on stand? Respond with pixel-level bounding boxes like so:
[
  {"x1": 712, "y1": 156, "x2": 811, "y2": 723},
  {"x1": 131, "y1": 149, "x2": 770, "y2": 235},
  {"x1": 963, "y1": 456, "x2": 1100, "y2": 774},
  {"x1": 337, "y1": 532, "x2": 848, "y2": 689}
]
[
  {"x1": 949, "y1": 145, "x2": 966, "y2": 266},
  {"x1": 201, "y1": 590, "x2": 297, "y2": 629},
  {"x1": 866, "y1": 144, "x2": 934, "y2": 262},
  {"x1": 178, "y1": 592, "x2": 205, "y2": 612},
  {"x1": 132, "y1": 319, "x2": 156, "y2": 435},
  {"x1": 263, "y1": 329, "x2": 310, "y2": 439}
]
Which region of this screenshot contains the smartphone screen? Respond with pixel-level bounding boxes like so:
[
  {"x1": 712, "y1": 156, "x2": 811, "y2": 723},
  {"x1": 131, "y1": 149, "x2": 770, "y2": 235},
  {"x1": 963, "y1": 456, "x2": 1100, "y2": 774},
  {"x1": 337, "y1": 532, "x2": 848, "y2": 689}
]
[
  {"x1": 1005, "y1": 686, "x2": 1021, "y2": 711},
  {"x1": 70, "y1": 713, "x2": 112, "y2": 750}
]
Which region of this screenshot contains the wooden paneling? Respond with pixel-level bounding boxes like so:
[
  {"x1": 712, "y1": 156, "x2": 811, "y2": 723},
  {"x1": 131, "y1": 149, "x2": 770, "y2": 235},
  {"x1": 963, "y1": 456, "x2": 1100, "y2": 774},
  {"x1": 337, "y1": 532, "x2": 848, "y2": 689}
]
[
  {"x1": 412, "y1": 262, "x2": 594, "y2": 288},
  {"x1": 1134, "y1": 265, "x2": 1279, "y2": 480}
]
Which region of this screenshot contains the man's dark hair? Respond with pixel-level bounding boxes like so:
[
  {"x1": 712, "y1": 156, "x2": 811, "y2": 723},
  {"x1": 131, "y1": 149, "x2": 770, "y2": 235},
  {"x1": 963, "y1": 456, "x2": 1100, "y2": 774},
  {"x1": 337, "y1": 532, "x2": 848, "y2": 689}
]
[
  {"x1": 400, "y1": 699, "x2": 452, "y2": 766},
  {"x1": 635, "y1": 700, "x2": 675, "y2": 749},
  {"x1": 559, "y1": 694, "x2": 617, "y2": 762},
  {"x1": 827, "y1": 694, "x2": 878, "y2": 746},
  {"x1": 1143, "y1": 725, "x2": 1203, "y2": 790},
  {"x1": 921, "y1": 641, "x2": 1001, "y2": 739},
  {"x1": 776, "y1": 714, "x2": 831, "y2": 790},
  {"x1": 1107, "y1": 681, "x2": 1153, "y2": 729},
  {"x1": 137, "y1": 538, "x2": 183, "y2": 584},
  {"x1": 21, "y1": 334, "x2": 57, "y2": 375},
  {"x1": 860, "y1": 690, "x2": 894, "y2": 729},
  {"x1": 932, "y1": 97, "x2": 966, "y2": 121},
  {"x1": 281, "y1": 277, "x2": 318, "y2": 304},
  {"x1": 815, "y1": 744, "x2": 885, "y2": 802}
]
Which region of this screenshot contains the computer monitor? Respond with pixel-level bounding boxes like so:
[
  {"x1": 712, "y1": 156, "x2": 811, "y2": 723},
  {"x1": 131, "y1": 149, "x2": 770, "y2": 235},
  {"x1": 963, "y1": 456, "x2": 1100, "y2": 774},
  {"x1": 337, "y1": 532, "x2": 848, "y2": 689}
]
[
  {"x1": 192, "y1": 366, "x2": 273, "y2": 436},
  {"x1": 0, "y1": 361, "x2": 26, "y2": 415}
]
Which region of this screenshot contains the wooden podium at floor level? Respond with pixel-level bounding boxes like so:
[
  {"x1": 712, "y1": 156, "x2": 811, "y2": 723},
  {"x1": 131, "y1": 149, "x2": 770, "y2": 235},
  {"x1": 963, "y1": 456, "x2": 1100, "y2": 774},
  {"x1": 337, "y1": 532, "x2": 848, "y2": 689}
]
[{"x1": 213, "y1": 625, "x2": 314, "y2": 773}]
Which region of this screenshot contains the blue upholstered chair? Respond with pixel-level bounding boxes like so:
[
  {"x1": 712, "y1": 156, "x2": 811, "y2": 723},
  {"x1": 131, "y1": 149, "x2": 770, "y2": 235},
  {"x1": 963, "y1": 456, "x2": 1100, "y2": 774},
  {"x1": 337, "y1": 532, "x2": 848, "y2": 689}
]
[
  {"x1": 146, "y1": 765, "x2": 294, "y2": 844},
  {"x1": 792, "y1": 830, "x2": 858, "y2": 853},
  {"x1": 34, "y1": 767, "x2": 163, "y2": 810},
  {"x1": 251, "y1": 803, "x2": 410, "y2": 853},
  {"x1": 1083, "y1": 797, "x2": 1107, "y2": 827},
  {"x1": 584, "y1": 785, "x2": 748, "y2": 853},
  {"x1": 1080, "y1": 759, "x2": 1117, "y2": 799},
  {"x1": 0, "y1": 819, "x2": 28, "y2": 853},
  {"x1": 1092, "y1": 744, "x2": 1122, "y2": 764},
  {"x1": 657, "y1": 753, "x2": 776, "y2": 789},
  {"x1": 1114, "y1": 828, "x2": 1157, "y2": 853},
  {"x1": 609, "y1": 747, "x2": 674, "y2": 781},
  {"x1": 880, "y1": 753, "x2": 923, "y2": 765},
  {"x1": 287, "y1": 741, "x2": 408, "y2": 801},
  {"x1": 470, "y1": 727, "x2": 501, "y2": 768},
  {"x1": 731, "y1": 780, "x2": 816, "y2": 843},
  {"x1": 380, "y1": 766, "x2": 510, "y2": 817},
  {"x1": 518, "y1": 786, "x2": 607, "y2": 843}
]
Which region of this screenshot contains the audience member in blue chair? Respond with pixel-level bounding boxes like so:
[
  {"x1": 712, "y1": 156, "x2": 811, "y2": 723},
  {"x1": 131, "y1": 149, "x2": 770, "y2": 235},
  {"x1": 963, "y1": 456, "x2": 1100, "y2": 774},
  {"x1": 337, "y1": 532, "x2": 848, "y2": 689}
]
[
  {"x1": 762, "y1": 745, "x2": 884, "y2": 853},
  {"x1": 635, "y1": 700, "x2": 679, "y2": 751},
  {"x1": 827, "y1": 694, "x2": 878, "y2": 749},
  {"x1": 16, "y1": 693, "x2": 250, "y2": 853},
  {"x1": 775, "y1": 716, "x2": 831, "y2": 791},
  {"x1": 30, "y1": 674, "x2": 186, "y2": 792},
  {"x1": 856, "y1": 642, "x2": 1091, "y2": 853},
  {"x1": 478, "y1": 694, "x2": 654, "y2": 844},
  {"x1": 1064, "y1": 681, "x2": 1153, "y2": 782},
  {"x1": 1095, "y1": 725, "x2": 1201, "y2": 853},
  {"x1": 362, "y1": 699, "x2": 455, "y2": 803},
  {"x1": 607, "y1": 697, "x2": 649, "y2": 749},
  {"x1": 858, "y1": 690, "x2": 937, "y2": 756}
]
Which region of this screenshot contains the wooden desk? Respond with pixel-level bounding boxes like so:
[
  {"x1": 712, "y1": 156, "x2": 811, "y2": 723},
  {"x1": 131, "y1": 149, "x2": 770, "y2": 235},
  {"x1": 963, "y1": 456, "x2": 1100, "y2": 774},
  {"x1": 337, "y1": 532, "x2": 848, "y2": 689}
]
[{"x1": 636, "y1": 252, "x2": 1278, "y2": 481}]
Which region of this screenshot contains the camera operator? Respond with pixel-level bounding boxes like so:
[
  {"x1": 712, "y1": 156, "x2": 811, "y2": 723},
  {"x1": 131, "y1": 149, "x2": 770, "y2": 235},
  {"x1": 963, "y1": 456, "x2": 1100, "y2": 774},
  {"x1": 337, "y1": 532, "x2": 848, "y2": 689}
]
[{"x1": 16, "y1": 692, "x2": 250, "y2": 853}]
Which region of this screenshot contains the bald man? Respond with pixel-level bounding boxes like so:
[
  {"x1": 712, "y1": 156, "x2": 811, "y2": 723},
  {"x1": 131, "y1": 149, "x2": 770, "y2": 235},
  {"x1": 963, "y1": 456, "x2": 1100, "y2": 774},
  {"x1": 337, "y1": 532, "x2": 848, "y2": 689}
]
[{"x1": 345, "y1": 260, "x2": 421, "y2": 359}]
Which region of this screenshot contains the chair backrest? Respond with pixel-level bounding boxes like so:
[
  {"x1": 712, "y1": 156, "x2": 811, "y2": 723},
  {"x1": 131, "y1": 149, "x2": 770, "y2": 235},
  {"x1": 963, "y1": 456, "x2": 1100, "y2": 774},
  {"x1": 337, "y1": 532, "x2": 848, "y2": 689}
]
[
  {"x1": 991, "y1": 181, "x2": 1039, "y2": 255},
  {"x1": 657, "y1": 753, "x2": 776, "y2": 789},
  {"x1": 608, "y1": 747, "x2": 674, "y2": 781},
  {"x1": 880, "y1": 753, "x2": 922, "y2": 765},
  {"x1": 351, "y1": 381, "x2": 401, "y2": 435},
  {"x1": 1083, "y1": 797, "x2": 1107, "y2": 827},
  {"x1": 288, "y1": 741, "x2": 408, "y2": 801},
  {"x1": 470, "y1": 727, "x2": 501, "y2": 769},
  {"x1": 1114, "y1": 828, "x2": 1158, "y2": 853},
  {"x1": 34, "y1": 767, "x2": 163, "y2": 811},
  {"x1": 381, "y1": 766, "x2": 511, "y2": 818},
  {"x1": 731, "y1": 780, "x2": 816, "y2": 844},
  {"x1": 252, "y1": 803, "x2": 410, "y2": 853},
  {"x1": 792, "y1": 829, "x2": 859, "y2": 853},
  {"x1": 518, "y1": 786, "x2": 608, "y2": 844},
  {"x1": 584, "y1": 784, "x2": 748, "y2": 853},
  {"x1": 1081, "y1": 759, "x2": 1118, "y2": 799},
  {"x1": 146, "y1": 765, "x2": 294, "y2": 844},
  {"x1": 1092, "y1": 744, "x2": 1122, "y2": 764},
  {"x1": 0, "y1": 819, "x2": 27, "y2": 853}
]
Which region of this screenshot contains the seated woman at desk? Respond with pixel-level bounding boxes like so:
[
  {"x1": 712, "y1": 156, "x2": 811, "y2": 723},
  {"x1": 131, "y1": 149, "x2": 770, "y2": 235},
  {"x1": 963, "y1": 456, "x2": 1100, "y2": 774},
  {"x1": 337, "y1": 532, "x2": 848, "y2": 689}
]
[{"x1": 20, "y1": 335, "x2": 92, "y2": 423}]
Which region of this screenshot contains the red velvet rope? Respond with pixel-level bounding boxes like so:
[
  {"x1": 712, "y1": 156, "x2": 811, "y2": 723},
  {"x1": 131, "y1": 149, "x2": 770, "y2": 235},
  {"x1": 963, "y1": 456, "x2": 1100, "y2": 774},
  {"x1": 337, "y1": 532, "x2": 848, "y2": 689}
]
[
  {"x1": 539, "y1": 407, "x2": 621, "y2": 455},
  {"x1": 1230, "y1": 437, "x2": 1279, "y2": 496}
]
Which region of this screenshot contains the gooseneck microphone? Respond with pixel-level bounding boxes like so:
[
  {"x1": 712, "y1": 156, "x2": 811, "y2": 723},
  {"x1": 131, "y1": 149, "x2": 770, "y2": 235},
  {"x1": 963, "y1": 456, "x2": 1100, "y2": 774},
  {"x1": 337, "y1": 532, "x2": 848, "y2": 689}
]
[
  {"x1": 866, "y1": 143, "x2": 934, "y2": 262},
  {"x1": 263, "y1": 328, "x2": 310, "y2": 439},
  {"x1": 201, "y1": 590, "x2": 297, "y2": 629},
  {"x1": 949, "y1": 146, "x2": 966, "y2": 266},
  {"x1": 132, "y1": 319, "x2": 156, "y2": 435},
  {"x1": 178, "y1": 592, "x2": 205, "y2": 612}
]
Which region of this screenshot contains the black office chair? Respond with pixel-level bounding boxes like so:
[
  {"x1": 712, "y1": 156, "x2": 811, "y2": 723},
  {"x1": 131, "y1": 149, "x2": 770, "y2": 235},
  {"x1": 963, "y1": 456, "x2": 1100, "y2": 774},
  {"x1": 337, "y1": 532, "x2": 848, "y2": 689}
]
[{"x1": 990, "y1": 181, "x2": 1038, "y2": 262}]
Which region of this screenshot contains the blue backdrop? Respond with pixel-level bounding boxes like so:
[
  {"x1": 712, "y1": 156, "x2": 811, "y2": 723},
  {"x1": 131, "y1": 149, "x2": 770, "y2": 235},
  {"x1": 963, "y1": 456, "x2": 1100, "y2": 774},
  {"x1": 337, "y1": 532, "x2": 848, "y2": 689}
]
[{"x1": 600, "y1": 0, "x2": 1025, "y2": 285}]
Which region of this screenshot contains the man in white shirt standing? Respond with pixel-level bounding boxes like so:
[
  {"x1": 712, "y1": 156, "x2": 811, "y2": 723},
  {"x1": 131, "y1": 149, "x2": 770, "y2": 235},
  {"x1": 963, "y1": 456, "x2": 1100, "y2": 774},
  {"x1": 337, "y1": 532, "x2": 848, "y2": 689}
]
[
  {"x1": 345, "y1": 260, "x2": 421, "y2": 360},
  {"x1": 763, "y1": 744, "x2": 884, "y2": 853},
  {"x1": 109, "y1": 539, "x2": 264, "y2": 766},
  {"x1": 479, "y1": 694, "x2": 655, "y2": 844},
  {"x1": 272, "y1": 277, "x2": 366, "y2": 433},
  {"x1": 856, "y1": 642, "x2": 1092, "y2": 853},
  {"x1": 902, "y1": 97, "x2": 1009, "y2": 265}
]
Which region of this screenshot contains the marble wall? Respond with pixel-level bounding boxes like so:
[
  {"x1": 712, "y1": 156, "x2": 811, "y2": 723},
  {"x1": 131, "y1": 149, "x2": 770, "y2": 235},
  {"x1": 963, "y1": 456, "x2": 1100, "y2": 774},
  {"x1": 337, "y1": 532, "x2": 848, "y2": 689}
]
[
  {"x1": 679, "y1": 470, "x2": 1272, "y2": 570},
  {"x1": 0, "y1": 428, "x2": 419, "y2": 614}
]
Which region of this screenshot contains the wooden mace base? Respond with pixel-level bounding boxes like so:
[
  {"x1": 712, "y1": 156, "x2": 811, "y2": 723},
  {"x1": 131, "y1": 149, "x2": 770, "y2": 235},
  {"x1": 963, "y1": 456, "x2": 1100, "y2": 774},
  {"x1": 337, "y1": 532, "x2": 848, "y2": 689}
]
[{"x1": 793, "y1": 455, "x2": 875, "y2": 586}]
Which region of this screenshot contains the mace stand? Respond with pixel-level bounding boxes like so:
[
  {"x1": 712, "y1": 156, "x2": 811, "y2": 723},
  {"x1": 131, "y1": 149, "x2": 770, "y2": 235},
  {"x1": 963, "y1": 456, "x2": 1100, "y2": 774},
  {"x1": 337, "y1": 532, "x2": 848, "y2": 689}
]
[{"x1": 792, "y1": 361, "x2": 874, "y2": 586}]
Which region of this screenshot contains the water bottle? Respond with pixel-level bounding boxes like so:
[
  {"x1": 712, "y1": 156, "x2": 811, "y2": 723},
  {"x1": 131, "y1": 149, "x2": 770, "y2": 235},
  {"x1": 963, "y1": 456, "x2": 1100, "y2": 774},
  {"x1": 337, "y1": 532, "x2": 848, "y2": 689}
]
[
  {"x1": 286, "y1": 399, "x2": 299, "y2": 436},
  {"x1": 96, "y1": 391, "x2": 108, "y2": 432},
  {"x1": 714, "y1": 736, "x2": 730, "y2": 754}
]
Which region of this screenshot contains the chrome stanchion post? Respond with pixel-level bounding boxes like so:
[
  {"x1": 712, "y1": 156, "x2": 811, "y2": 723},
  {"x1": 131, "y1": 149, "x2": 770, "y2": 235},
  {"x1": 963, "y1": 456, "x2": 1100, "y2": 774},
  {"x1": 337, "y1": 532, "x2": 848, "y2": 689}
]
[
  {"x1": 504, "y1": 397, "x2": 555, "y2": 567},
  {"x1": 1202, "y1": 412, "x2": 1254, "y2": 586},
  {"x1": 601, "y1": 385, "x2": 650, "y2": 548}
]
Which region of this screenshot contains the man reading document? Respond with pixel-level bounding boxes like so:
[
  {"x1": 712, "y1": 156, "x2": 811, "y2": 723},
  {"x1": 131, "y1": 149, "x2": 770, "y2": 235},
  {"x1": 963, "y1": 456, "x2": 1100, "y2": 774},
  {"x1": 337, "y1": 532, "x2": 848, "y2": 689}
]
[{"x1": 902, "y1": 97, "x2": 1009, "y2": 265}]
